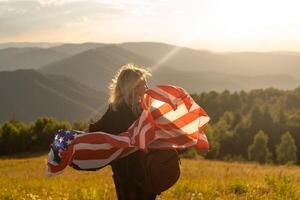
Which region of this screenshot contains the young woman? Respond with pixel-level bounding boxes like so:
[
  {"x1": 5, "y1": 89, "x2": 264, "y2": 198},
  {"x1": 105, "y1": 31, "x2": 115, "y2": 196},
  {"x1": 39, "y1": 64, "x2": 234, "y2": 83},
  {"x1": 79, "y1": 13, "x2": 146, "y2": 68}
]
[{"x1": 88, "y1": 63, "x2": 156, "y2": 200}]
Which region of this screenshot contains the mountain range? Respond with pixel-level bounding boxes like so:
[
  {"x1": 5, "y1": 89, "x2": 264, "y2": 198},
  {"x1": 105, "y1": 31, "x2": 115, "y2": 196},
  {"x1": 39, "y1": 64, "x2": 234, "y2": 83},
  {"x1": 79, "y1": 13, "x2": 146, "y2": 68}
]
[
  {"x1": 38, "y1": 43, "x2": 300, "y2": 92},
  {"x1": 119, "y1": 42, "x2": 300, "y2": 79},
  {"x1": 0, "y1": 42, "x2": 300, "y2": 122}
]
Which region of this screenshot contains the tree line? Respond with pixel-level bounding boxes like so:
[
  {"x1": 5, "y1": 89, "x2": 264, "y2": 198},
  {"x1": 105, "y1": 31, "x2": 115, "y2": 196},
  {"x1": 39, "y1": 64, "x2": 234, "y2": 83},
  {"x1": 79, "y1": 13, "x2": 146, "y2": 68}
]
[
  {"x1": 0, "y1": 118, "x2": 87, "y2": 154},
  {"x1": 192, "y1": 87, "x2": 300, "y2": 165},
  {"x1": 0, "y1": 87, "x2": 299, "y2": 165}
]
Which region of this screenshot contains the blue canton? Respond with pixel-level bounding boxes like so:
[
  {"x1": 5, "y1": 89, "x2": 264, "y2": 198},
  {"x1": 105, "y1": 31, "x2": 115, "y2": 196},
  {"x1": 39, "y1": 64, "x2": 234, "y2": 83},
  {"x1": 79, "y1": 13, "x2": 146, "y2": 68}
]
[{"x1": 51, "y1": 129, "x2": 79, "y2": 163}]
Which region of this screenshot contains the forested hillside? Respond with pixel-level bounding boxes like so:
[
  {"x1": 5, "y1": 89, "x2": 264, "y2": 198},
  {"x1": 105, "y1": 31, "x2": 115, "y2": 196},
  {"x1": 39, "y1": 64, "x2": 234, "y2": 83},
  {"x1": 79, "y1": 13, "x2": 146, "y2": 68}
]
[{"x1": 193, "y1": 87, "x2": 300, "y2": 164}]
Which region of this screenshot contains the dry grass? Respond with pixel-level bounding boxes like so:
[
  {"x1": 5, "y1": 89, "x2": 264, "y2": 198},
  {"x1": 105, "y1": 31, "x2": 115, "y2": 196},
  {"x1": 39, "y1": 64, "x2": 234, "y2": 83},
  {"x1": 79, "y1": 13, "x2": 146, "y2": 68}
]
[{"x1": 1, "y1": 156, "x2": 300, "y2": 200}]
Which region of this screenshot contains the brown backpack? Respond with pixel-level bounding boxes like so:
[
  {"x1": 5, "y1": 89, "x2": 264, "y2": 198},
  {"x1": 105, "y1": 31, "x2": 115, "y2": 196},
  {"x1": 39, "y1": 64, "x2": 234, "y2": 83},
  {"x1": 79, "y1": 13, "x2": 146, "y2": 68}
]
[{"x1": 140, "y1": 149, "x2": 180, "y2": 194}]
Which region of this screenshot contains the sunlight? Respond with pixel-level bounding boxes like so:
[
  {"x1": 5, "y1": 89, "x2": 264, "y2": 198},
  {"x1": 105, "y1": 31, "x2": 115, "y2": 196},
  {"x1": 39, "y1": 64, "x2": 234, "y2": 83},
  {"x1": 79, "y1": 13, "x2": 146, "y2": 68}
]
[
  {"x1": 150, "y1": 6, "x2": 204, "y2": 72},
  {"x1": 149, "y1": 0, "x2": 300, "y2": 67},
  {"x1": 162, "y1": 0, "x2": 300, "y2": 51}
]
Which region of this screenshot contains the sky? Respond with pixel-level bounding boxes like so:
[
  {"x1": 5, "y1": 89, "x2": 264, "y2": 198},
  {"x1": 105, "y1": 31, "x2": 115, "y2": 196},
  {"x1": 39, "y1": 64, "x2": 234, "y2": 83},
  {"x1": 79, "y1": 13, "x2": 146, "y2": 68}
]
[{"x1": 1, "y1": 0, "x2": 300, "y2": 52}]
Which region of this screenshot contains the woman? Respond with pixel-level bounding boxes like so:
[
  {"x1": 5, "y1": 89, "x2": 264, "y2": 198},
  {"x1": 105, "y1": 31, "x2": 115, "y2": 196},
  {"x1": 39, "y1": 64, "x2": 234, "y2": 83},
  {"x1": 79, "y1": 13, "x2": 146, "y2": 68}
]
[{"x1": 89, "y1": 63, "x2": 156, "y2": 200}]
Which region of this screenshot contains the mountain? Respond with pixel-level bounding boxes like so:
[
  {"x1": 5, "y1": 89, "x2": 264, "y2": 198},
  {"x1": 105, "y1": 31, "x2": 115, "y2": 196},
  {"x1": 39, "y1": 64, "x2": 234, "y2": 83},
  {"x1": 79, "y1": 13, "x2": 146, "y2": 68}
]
[
  {"x1": 0, "y1": 42, "x2": 62, "y2": 49},
  {"x1": 39, "y1": 45, "x2": 156, "y2": 93},
  {"x1": 119, "y1": 42, "x2": 300, "y2": 79},
  {"x1": 0, "y1": 47, "x2": 69, "y2": 71},
  {"x1": 39, "y1": 44, "x2": 300, "y2": 92},
  {"x1": 0, "y1": 69, "x2": 107, "y2": 123},
  {"x1": 50, "y1": 42, "x2": 106, "y2": 55},
  {"x1": 152, "y1": 67, "x2": 300, "y2": 92},
  {"x1": 2, "y1": 42, "x2": 299, "y2": 92}
]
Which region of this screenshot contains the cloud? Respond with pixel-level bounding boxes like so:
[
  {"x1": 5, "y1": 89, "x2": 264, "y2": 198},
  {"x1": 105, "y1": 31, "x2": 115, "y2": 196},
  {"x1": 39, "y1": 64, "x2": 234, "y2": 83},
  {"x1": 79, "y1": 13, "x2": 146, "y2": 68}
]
[
  {"x1": 38, "y1": 0, "x2": 63, "y2": 6},
  {"x1": 0, "y1": 0, "x2": 125, "y2": 39},
  {"x1": 101, "y1": 0, "x2": 170, "y2": 16},
  {"x1": 37, "y1": 0, "x2": 83, "y2": 7}
]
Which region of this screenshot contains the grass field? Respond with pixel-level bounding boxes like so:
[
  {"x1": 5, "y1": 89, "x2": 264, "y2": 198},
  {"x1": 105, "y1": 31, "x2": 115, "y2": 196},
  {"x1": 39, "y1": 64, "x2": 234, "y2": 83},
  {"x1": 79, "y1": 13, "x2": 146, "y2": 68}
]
[{"x1": 1, "y1": 155, "x2": 300, "y2": 200}]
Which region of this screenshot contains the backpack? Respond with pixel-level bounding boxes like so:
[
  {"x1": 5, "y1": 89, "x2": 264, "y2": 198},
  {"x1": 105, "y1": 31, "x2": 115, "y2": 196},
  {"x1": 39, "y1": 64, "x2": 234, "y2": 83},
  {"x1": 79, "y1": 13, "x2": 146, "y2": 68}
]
[{"x1": 140, "y1": 149, "x2": 180, "y2": 194}]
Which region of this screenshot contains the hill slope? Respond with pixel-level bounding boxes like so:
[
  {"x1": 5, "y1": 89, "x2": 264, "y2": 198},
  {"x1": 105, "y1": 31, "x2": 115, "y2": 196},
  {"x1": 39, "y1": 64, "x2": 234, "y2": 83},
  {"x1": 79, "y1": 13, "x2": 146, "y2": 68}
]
[
  {"x1": 40, "y1": 45, "x2": 155, "y2": 92},
  {"x1": 49, "y1": 42, "x2": 106, "y2": 56},
  {"x1": 0, "y1": 47, "x2": 69, "y2": 71},
  {"x1": 151, "y1": 67, "x2": 300, "y2": 92},
  {"x1": 0, "y1": 70, "x2": 106, "y2": 122}
]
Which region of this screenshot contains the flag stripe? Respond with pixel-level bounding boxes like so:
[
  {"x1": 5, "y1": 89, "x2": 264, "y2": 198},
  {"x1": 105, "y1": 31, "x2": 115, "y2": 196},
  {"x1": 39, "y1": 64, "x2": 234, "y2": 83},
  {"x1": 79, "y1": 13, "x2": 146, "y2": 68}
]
[{"x1": 72, "y1": 149, "x2": 123, "y2": 169}]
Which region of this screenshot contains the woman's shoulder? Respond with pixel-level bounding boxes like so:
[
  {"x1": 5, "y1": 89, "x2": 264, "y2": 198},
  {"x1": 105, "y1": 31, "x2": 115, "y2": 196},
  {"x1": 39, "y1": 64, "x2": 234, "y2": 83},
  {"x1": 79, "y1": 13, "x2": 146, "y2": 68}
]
[{"x1": 110, "y1": 102, "x2": 132, "y2": 113}]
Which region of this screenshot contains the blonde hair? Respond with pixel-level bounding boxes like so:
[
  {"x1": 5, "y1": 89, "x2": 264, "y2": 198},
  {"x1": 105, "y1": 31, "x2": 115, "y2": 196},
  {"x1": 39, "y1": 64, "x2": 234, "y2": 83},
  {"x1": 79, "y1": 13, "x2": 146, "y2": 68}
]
[{"x1": 109, "y1": 63, "x2": 151, "y2": 115}]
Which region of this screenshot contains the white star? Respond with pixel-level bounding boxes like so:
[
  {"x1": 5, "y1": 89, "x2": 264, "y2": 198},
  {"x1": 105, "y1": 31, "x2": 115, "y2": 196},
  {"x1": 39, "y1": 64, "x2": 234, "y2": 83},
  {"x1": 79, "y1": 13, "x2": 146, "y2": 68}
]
[
  {"x1": 59, "y1": 137, "x2": 64, "y2": 143},
  {"x1": 66, "y1": 139, "x2": 72, "y2": 145},
  {"x1": 55, "y1": 135, "x2": 58, "y2": 140}
]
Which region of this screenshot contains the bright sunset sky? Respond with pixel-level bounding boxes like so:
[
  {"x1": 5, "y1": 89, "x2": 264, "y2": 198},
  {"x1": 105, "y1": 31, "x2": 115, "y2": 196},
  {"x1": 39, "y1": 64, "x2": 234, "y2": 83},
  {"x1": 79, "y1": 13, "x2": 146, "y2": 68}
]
[{"x1": 1, "y1": 0, "x2": 300, "y2": 52}]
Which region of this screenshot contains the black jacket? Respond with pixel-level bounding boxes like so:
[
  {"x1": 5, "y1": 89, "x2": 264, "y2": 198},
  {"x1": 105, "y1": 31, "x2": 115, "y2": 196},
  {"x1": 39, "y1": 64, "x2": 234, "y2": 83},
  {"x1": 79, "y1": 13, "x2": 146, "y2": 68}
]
[{"x1": 88, "y1": 103, "x2": 144, "y2": 184}]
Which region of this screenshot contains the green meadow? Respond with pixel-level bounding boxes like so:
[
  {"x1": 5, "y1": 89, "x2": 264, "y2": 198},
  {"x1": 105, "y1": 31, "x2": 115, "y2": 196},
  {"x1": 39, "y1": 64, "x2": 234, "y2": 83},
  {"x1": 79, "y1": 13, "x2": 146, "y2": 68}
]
[{"x1": 1, "y1": 155, "x2": 300, "y2": 200}]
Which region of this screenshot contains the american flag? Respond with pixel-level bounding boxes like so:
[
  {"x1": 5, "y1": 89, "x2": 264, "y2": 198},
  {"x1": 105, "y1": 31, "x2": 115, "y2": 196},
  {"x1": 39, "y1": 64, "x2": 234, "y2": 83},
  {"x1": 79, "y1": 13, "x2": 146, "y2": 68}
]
[{"x1": 46, "y1": 85, "x2": 210, "y2": 176}]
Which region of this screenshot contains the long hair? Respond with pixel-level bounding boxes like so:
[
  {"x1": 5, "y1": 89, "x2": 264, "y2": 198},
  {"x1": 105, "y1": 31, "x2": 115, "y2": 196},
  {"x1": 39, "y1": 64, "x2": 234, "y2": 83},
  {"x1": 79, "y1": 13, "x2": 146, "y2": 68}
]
[{"x1": 109, "y1": 63, "x2": 151, "y2": 115}]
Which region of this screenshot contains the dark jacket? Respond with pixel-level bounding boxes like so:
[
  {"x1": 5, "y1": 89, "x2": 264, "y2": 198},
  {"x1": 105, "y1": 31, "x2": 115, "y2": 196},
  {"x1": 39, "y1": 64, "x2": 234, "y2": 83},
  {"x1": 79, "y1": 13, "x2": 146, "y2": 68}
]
[{"x1": 89, "y1": 103, "x2": 156, "y2": 200}]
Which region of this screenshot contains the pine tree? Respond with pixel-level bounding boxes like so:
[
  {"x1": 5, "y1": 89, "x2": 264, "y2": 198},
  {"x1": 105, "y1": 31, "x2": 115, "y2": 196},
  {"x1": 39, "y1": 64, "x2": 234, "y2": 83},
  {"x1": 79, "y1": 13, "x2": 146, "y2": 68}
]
[
  {"x1": 276, "y1": 132, "x2": 297, "y2": 165},
  {"x1": 248, "y1": 130, "x2": 272, "y2": 164}
]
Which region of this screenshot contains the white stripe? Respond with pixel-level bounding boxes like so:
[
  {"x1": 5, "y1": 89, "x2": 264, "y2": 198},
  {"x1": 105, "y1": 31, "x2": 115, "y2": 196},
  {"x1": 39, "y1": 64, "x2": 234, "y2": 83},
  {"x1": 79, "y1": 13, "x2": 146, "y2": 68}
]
[
  {"x1": 151, "y1": 87, "x2": 179, "y2": 105},
  {"x1": 74, "y1": 143, "x2": 113, "y2": 151},
  {"x1": 155, "y1": 115, "x2": 209, "y2": 139},
  {"x1": 181, "y1": 118, "x2": 200, "y2": 133},
  {"x1": 130, "y1": 126, "x2": 138, "y2": 144},
  {"x1": 139, "y1": 123, "x2": 152, "y2": 149},
  {"x1": 155, "y1": 129, "x2": 186, "y2": 138},
  {"x1": 155, "y1": 102, "x2": 206, "y2": 127},
  {"x1": 155, "y1": 118, "x2": 200, "y2": 138},
  {"x1": 149, "y1": 139, "x2": 197, "y2": 149},
  {"x1": 47, "y1": 149, "x2": 59, "y2": 166},
  {"x1": 150, "y1": 99, "x2": 165, "y2": 111},
  {"x1": 150, "y1": 96, "x2": 199, "y2": 125},
  {"x1": 198, "y1": 133, "x2": 208, "y2": 142},
  {"x1": 199, "y1": 116, "x2": 210, "y2": 127},
  {"x1": 187, "y1": 101, "x2": 201, "y2": 113},
  {"x1": 157, "y1": 86, "x2": 180, "y2": 104},
  {"x1": 72, "y1": 148, "x2": 123, "y2": 169},
  {"x1": 132, "y1": 110, "x2": 148, "y2": 139},
  {"x1": 155, "y1": 103, "x2": 188, "y2": 124}
]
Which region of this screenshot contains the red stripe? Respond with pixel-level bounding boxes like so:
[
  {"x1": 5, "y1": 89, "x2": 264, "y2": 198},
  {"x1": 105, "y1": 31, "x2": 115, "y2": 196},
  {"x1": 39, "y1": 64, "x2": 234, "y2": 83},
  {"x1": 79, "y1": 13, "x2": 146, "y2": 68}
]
[
  {"x1": 146, "y1": 90, "x2": 173, "y2": 107},
  {"x1": 73, "y1": 148, "x2": 119, "y2": 160},
  {"x1": 150, "y1": 101, "x2": 185, "y2": 120},
  {"x1": 49, "y1": 145, "x2": 74, "y2": 173},
  {"x1": 157, "y1": 85, "x2": 185, "y2": 98},
  {"x1": 73, "y1": 133, "x2": 129, "y2": 148},
  {"x1": 155, "y1": 108, "x2": 203, "y2": 131},
  {"x1": 151, "y1": 103, "x2": 172, "y2": 119}
]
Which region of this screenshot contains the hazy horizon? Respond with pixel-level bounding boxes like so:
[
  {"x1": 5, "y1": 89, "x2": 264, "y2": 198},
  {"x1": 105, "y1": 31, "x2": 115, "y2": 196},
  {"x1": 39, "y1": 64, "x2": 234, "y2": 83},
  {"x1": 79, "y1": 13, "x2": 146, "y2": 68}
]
[
  {"x1": 2, "y1": 41, "x2": 300, "y2": 54},
  {"x1": 1, "y1": 0, "x2": 300, "y2": 52}
]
